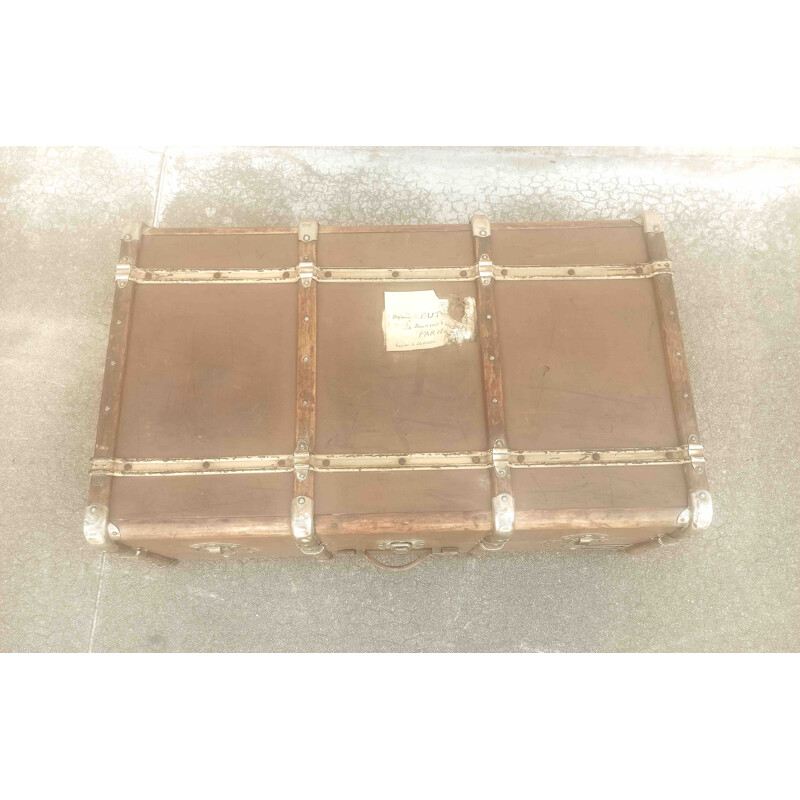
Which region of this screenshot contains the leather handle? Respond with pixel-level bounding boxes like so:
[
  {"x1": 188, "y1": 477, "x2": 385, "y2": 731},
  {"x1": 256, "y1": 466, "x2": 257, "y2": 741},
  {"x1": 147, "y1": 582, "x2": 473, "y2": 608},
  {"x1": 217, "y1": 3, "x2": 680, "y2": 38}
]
[{"x1": 364, "y1": 549, "x2": 433, "y2": 571}]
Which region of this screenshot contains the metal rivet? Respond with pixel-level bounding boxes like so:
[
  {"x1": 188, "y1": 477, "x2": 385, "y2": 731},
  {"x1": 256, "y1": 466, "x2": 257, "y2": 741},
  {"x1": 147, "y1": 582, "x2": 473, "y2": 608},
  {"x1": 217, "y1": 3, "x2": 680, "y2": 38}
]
[
  {"x1": 486, "y1": 314, "x2": 492, "y2": 319},
  {"x1": 325, "y1": 271, "x2": 332, "y2": 278},
  {"x1": 567, "y1": 269, "x2": 576, "y2": 276},
  {"x1": 302, "y1": 400, "x2": 309, "y2": 406},
  {"x1": 304, "y1": 316, "x2": 310, "y2": 322},
  {"x1": 479, "y1": 230, "x2": 487, "y2": 237},
  {"x1": 492, "y1": 397, "x2": 498, "y2": 403},
  {"x1": 303, "y1": 234, "x2": 310, "y2": 241},
  {"x1": 298, "y1": 496, "x2": 306, "y2": 504},
  {"x1": 398, "y1": 457, "x2": 407, "y2": 465},
  {"x1": 90, "y1": 506, "x2": 97, "y2": 512},
  {"x1": 282, "y1": 271, "x2": 290, "y2": 279},
  {"x1": 298, "y1": 442, "x2": 308, "y2": 450},
  {"x1": 302, "y1": 355, "x2": 310, "y2": 363},
  {"x1": 480, "y1": 254, "x2": 489, "y2": 261},
  {"x1": 116, "y1": 320, "x2": 122, "y2": 325},
  {"x1": 471, "y1": 456, "x2": 481, "y2": 464},
  {"x1": 391, "y1": 270, "x2": 399, "y2": 278},
  {"x1": 202, "y1": 461, "x2": 210, "y2": 469},
  {"x1": 635, "y1": 266, "x2": 644, "y2": 275},
  {"x1": 460, "y1": 270, "x2": 467, "y2": 277},
  {"x1": 124, "y1": 463, "x2": 132, "y2": 471},
  {"x1": 322, "y1": 459, "x2": 330, "y2": 467},
  {"x1": 676, "y1": 351, "x2": 682, "y2": 357},
  {"x1": 498, "y1": 469, "x2": 506, "y2": 477},
  {"x1": 683, "y1": 392, "x2": 689, "y2": 398},
  {"x1": 501, "y1": 268, "x2": 508, "y2": 276},
  {"x1": 110, "y1": 360, "x2": 116, "y2": 366},
  {"x1": 104, "y1": 406, "x2": 110, "y2": 412},
  {"x1": 213, "y1": 271, "x2": 221, "y2": 279},
  {"x1": 699, "y1": 492, "x2": 706, "y2": 499},
  {"x1": 592, "y1": 452, "x2": 601, "y2": 461},
  {"x1": 489, "y1": 355, "x2": 495, "y2": 361},
  {"x1": 495, "y1": 439, "x2": 504, "y2": 447},
  {"x1": 517, "y1": 455, "x2": 524, "y2": 463}
]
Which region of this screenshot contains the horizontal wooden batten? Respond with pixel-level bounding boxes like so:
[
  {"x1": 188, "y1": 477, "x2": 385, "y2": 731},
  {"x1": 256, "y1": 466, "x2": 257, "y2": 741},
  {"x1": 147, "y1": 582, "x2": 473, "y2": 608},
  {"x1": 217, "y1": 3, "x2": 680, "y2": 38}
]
[
  {"x1": 91, "y1": 446, "x2": 691, "y2": 477},
  {"x1": 143, "y1": 219, "x2": 642, "y2": 236},
  {"x1": 113, "y1": 507, "x2": 687, "y2": 542},
  {"x1": 125, "y1": 261, "x2": 672, "y2": 284}
]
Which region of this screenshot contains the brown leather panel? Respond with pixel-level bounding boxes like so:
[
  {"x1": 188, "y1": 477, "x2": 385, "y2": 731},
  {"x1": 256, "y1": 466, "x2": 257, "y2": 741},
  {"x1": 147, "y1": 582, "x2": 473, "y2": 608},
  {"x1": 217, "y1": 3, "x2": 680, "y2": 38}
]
[
  {"x1": 495, "y1": 279, "x2": 679, "y2": 449},
  {"x1": 110, "y1": 473, "x2": 293, "y2": 520},
  {"x1": 492, "y1": 225, "x2": 648, "y2": 266},
  {"x1": 512, "y1": 465, "x2": 688, "y2": 510},
  {"x1": 317, "y1": 230, "x2": 474, "y2": 268},
  {"x1": 316, "y1": 282, "x2": 486, "y2": 453},
  {"x1": 116, "y1": 284, "x2": 297, "y2": 458},
  {"x1": 315, "y1": 470, "x2": 491, "y2": 515},
  {"x1": 138, "y1": 232, "x2": 298, "y2": 268}
]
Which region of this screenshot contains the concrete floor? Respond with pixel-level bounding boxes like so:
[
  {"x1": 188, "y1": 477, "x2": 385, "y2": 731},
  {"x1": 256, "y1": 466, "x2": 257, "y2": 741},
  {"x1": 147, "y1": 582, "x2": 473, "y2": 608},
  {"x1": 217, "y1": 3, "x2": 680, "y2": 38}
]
[{"x1": 1, "y1": 146, "x2": 798, "y2": 652}]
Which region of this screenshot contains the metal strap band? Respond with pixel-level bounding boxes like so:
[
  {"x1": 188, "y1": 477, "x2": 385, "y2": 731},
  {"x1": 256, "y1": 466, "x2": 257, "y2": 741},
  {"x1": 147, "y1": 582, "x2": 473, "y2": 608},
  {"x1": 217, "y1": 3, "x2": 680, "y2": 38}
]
[
  {"x1": 124, "y1": 261, "x2": 672, "y2": 284},
  {"x1": 91, "y1": 446, "x2": 694, "y2": 476}
]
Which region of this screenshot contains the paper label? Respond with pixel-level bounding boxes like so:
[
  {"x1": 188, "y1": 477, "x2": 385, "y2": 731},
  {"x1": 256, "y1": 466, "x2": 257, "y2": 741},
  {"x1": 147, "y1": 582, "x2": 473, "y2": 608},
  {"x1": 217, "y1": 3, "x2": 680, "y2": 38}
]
[
  {"x1": 383, "y1": 290, "x2": 449, "y2": 351},
  {"x1": 382, "y1": 290, "x2": 476, "y2": 352}
]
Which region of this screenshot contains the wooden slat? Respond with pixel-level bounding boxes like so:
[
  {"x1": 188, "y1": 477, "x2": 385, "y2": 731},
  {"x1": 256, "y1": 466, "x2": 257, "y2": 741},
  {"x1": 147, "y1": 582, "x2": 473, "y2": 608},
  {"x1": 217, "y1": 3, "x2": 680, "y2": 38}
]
[{"x1": 644, "y1": 223, "x2": 709, "y2": 497}]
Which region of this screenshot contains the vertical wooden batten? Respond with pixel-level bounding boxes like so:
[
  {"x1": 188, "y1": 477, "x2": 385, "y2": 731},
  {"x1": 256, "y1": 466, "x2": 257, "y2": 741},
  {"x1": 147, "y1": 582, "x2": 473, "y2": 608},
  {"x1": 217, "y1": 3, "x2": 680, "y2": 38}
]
[
  {"x1": 291, "y1": 219, "x2": 332, "y2": 561},
  {"x1": 470, "y1": 215, "x2": 515, "y2": 555},
  {"x1": 633, "y1": 212, "x2": 713, "y2": 550},
  {"x1": 85, "y1": 222, "x2": 174, "y2": 564}
]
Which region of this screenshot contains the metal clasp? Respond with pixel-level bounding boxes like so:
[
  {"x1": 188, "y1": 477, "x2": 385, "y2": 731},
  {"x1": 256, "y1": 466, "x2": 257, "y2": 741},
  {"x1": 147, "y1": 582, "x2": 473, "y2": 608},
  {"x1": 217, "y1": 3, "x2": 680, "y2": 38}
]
[
  {"x1": 378, "y1": 539, "x2": 426, "y2": 552},
  {"x1": 492, "y1": 441, "x2": 509, "y2": 478}
]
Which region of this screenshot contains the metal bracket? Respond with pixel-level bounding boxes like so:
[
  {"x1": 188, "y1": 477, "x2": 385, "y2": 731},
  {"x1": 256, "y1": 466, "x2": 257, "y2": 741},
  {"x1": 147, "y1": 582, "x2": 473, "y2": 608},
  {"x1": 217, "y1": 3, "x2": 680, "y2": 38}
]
[
  {"x1": 471, "y1": 214, "x2": 491, "y2": 239},
  {"x1": 115, "y1": 261, "x2": 131, "y2": 288},
  {"x1": 492, "y1": 442, "x2": 509, "y2": 478},
  {"x1": 688, "y1": 490, "x2": 713, "y2": 531},
  {"x1": 688, "y1": 435, "x2": 705, "y2": 474},
  {"x1": 638, "y1": 211, "x2": 663, "y2": 234},
  {"x1": 84, "y1": 503, "x2": 119, "y2": 551},
  {"x1": 471, "y1": 214, "x2": 493, "y2": 285},
  {"x1": 298, "y1": 261, "x2": 315, "y2": 287},
  {"x1": 478, "y1": 257, "x2": 494, "y2": 286},
  {"x1": 294, "y1": 442, "x2": 310, "y2": 481},
  {"x1": 290, "y1": 496, "x2": 332, "y2": 561},
  {"x1": 298, "y1": 218, "x2": 319, "y2": 243},
  {"x1": 492, "y1": 493, "x2": 515, "y2": 539}
]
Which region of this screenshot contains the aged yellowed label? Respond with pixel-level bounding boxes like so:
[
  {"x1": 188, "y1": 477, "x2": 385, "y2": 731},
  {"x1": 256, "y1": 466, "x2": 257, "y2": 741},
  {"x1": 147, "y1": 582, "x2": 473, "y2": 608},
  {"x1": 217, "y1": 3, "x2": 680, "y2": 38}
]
[{"x1": 383, "y1": 290, "x2": 476, "y2": 352}]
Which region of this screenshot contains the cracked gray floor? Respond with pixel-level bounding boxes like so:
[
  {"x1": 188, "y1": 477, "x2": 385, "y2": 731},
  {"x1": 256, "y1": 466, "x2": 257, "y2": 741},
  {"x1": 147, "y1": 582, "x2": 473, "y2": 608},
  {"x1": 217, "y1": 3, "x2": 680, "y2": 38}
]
[{"x1": 1, "y1": 146, "x2": 798, "y2": 652}]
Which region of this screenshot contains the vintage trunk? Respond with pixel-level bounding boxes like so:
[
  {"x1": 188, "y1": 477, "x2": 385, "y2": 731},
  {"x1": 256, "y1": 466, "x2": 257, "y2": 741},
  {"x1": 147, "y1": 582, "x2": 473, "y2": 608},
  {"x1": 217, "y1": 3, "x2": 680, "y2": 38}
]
[{"x1": 84, "y1": 213, "x2": 713, "y2": 569}]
